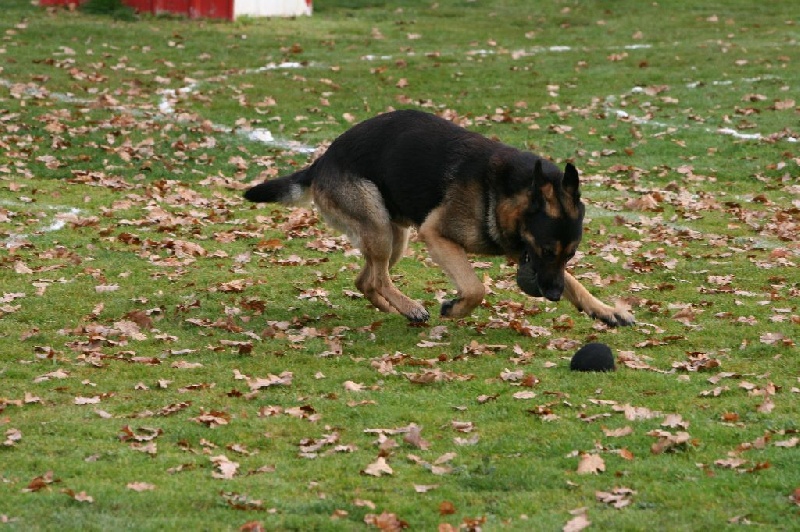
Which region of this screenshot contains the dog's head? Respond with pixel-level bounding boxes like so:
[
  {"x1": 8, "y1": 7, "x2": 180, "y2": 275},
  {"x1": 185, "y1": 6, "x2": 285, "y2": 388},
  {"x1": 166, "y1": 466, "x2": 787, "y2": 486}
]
[{"x1": 516, "y1": 161, "x2": 584, "y2": 302}]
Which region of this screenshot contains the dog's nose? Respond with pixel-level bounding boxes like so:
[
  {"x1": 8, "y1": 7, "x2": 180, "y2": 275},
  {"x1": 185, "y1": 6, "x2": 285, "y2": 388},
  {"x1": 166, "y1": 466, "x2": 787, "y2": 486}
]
[{"x1": 543, "y1": 288, "x2": 562, "y2": 302}]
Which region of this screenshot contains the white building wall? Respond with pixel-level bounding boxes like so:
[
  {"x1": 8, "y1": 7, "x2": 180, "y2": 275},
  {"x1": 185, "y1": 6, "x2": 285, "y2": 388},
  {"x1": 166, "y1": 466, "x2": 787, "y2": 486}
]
[{"x1": 234, "y1": 0, "x2": 312, "y2": 17}]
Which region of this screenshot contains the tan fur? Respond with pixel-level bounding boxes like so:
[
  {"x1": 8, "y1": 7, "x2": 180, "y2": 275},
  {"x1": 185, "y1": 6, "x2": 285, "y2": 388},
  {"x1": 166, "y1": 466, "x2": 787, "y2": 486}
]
[
  {"x1": 495, "y1": 191, "x2": 529, "y2": 247},
  {"x1": 418, "y1": 206, "x2": 486, "y2": 318},
  {"x1": 246, "y1": 111, "x2": 634, "y2": 326},
  {"x1": 540, "y1": 183, "x2": 562, "y2": 219},
  {"x1": 563, "y1": 273, "x2": 634, "y2": 325},
  {"x1": 311, "y1": 180, "x2": 427, "y2": 321},
  {"x1": 543, "y1": 183, "x2": 582, "y2": 221}
]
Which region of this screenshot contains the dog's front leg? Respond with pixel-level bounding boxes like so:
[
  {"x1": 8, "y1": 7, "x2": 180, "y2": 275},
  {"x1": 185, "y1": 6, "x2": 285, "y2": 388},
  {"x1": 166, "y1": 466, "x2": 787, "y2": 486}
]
[
  {"x1": 418, "y1": 224, "x2": 485, "y2": 319},
  {"x1": 563, "y1": 272, "x2": 634, "y2": 327}
]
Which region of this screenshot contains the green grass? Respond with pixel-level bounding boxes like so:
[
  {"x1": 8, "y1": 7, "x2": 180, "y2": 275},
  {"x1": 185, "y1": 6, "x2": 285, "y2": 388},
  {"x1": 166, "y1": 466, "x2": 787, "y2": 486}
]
[{"x1": 1, "y1": 0, "x2": 799, "y2": 529}]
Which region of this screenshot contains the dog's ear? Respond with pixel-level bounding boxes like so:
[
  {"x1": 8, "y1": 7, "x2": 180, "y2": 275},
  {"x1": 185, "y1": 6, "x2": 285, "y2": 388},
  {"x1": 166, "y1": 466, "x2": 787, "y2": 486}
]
[
  {"x1": 563, "y1": 163, "x2": 581, "y2": 202},
  {"x1": 532, "y1": 159, "x2": 547, "y2": 189},
  {"x1": 531, "y1": 159, "x2": 558, "y2": 212}
]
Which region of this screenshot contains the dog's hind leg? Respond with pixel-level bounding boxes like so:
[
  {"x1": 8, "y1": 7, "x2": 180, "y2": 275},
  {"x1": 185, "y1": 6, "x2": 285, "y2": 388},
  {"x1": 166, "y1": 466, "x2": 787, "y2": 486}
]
[
  {"x1": 354, "y1": 222, "x2": 427, "y2": 321},
  {"x1": 563, "y1": 272, "x2": 634, "y2": 327},
  {"x1": 355, "y1": 262, "x2": 396, "y2": 314},
  {"x1": 355, "y1": 225, "x2": 411, "y2": 315},
  {"x1": 314, "y1": 180, "x2": 428, "y2": 322},
  {"x1": 359, "y1": 251, "x2": 429, "y2": 322},
  {"x1": 389, "y1": 223, "x2": 410, "y2": 269}
]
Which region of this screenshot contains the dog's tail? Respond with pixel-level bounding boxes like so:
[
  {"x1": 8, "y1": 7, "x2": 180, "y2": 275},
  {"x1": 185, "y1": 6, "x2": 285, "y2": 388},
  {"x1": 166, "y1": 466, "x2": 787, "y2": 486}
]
[{"x1": 243, "y1": 166, "x2": 315, "y2": 206}]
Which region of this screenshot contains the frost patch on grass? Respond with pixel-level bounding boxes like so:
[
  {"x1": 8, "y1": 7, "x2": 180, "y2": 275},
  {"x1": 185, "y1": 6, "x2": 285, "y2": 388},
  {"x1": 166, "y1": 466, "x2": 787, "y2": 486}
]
[
  {"x1": 715, "y1": 128, "x2": 762, "y2": 140},
  {"x1": 606, "y1": 86, "x2": 798, "y2": 143},
  {"x1": 239, "y1": 128, "x2": 316, "y2": 153},
  {"x1": 603, "y1": 92, "x2": 673, "y2": 128},
  {"x1": 686, "y1": 75, "x2": 782, "y2": 89},
  {"x1": 245, "y1": 128, "x2": 275, "y2": 143},
  {"x1": 158, "y1": 83, "x2": 199, "y2": 115},
  {"x1": 2, "y1": 205, "x2": 83, "y2": 249},
  {"x1": 254, "y1": 61, "x2": 306, "y2": 71},
  {"x1": 155, "y1": 80, "x2": 316, "y2": 153},
  {"x1": 0, "y1": 78, "x2": 91, "y2": 104},
  {"x1": 45, "y1": 209, "x2": 83, "y2": 232}
]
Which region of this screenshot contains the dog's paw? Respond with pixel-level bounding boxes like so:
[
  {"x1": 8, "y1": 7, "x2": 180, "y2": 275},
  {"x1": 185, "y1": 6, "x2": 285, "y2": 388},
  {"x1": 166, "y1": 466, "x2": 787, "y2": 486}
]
[
  {"x1": 614, "y1": 310, "x2": 636, "y2": 327},
  {"x1": 592, "y1": 303, "x2": 635, "y2": 327},
  {"x1": 600, "y1": 312, "x2": 635, "y2": 327},
  {"x1": 440, "y1": 298, "x2": 478, "y2": 319},
  {"x1": 440, "y1": 299, "x2": 458, "y2": 318},
  {"x1": 405, "y1": 306, "x2": 430, "y2": 323}
]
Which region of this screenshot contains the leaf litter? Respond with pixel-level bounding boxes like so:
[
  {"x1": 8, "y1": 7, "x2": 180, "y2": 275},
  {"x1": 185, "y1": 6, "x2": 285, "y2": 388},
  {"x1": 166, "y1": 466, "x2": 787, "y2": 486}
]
[{"x1": 1, "y1": 4, "x2": 799, "y2": 531}]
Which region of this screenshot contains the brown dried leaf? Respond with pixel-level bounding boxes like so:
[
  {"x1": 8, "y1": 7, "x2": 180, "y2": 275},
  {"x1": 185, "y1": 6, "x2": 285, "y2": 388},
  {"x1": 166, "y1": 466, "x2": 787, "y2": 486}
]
[
  {"x1": 190, "y1": 410, "x2": 230, "y2": 428},
  {"x1": 602, "y1": 426, "x2": 633, "y2": 438},
  {"x1": 23, "y1": 471, "x2": 59, "y2": 492},
  {"x1": 3, "y1": 428, "x2": 22, "y2": 447},
  {"x1": 402, "y1": 424, "x2": 430, "y2": 450},
  {"x1": 344, "y1": 380, "x2": 366, "y2": 392},
  {"x1": 649, "y1": 430, "x2": 693, "y2": 454},
  {"x1": 210, "y1": 454, "x2": 239, "y2": 479},
  {"x1": 362, "y1": 456, "x2": 393, "y2": 477},
  {"x1": 364, "y1": 511, "x2": 408, "y2": 530},
  {"x1": 62, "y1": 489, "x2": 94, "y2": 503},
  {"x1": 126, "y1": 482, "x2": 156, "y2": 492},
  {"x1": 576, "y1": 453, "x2": 605, "y2": 475},
  {"x1": 563, "y1": 509, "x2": 591, "y2": 532},
  {"x1": 596, "y1": 487, "x2": 636, "y2": 509},
  {"x1": 790, "y1": 487, "x2": 800, "y2": 506}
]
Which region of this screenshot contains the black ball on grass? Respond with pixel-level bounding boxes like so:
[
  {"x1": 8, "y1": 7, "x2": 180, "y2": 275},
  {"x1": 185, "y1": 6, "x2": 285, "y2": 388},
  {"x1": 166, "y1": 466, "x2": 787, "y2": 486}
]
[{"x1": 570, "y1": 343, "x2": 616, "y2": 372}]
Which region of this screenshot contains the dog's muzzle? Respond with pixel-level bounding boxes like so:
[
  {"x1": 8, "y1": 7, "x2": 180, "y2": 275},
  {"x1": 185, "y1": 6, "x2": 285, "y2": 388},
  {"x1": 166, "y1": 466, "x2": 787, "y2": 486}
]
[
  {"x1": 517, "y1": 251, "x2": 563, "y2": 302},
  {"x1": 516, "y1": 252, "x2": 543, "y2": 298}
]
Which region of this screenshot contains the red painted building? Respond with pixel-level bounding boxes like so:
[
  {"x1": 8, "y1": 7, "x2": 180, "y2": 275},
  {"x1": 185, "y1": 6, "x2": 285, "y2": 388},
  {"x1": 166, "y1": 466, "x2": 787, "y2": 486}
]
[{"x1": 39, "y1": 0, "x2": 312, "y2": 20}]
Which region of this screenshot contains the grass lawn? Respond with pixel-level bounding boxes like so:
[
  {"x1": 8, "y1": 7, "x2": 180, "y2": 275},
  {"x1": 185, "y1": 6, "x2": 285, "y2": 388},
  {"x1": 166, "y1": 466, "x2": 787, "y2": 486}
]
[{"x1": 1, "y1": 0, "x2": 798, "y2": 529}]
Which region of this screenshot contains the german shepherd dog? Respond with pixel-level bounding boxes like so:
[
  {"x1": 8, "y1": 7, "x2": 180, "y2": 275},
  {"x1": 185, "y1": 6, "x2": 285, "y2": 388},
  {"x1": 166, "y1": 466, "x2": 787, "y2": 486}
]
[{"x1": 244, "y1": 110, "x2": 634, "y2": 327}]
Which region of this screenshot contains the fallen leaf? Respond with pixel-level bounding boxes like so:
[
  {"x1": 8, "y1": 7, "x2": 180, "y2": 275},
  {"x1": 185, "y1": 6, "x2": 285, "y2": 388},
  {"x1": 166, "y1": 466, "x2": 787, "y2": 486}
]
[
  {"x1": 239, "y1": 521, "x2": 266, "y2": 532},
  {"x1": 344, "y1": 380, "x2": 366, "y2": 392},
  {"x1": 3, "y1": 428, "x2": 22, "y2": 447},
  {"x1": 220, "y1": 491, "x2": 264, "y2": 511},
  {"x1": 563, "y1": 508, "x2": 591, "y2": 532},
  {"x1": 649, "y1": 430, "x2": 693, "y2": 454},
  {"x1": 451, "y1": 421, "x2": 475, "y2": 433},
  {"x1": 402, "y1": 424, "x2": 430, "y2": 450},
  {"x1": 62, "y1": 489, "x2": 94, "y2": 503},
  {"x1": 210, "y1": 455, "x2": 239, "y2": 479},
  {"x1": 22, "y1": 471, "x2": 59, "y2": 492},
  {"x1": 190, "y1": 409, "x2": 231, "y2": 428},
  {"x1": 364, "y1": 511, "x2": 408, "y2": 530},
  {"x1": 354, "y1": 498, "x2": 376, "y2": 509},
  {"x1": 74, "y1": 396, "x2": 101, "y2": 405},
  {"x1": 439, "y1": 501, "x2": 456, "y2": 515},
  {"x1": 756, "y1": 398, "x2": 775, "y2": 414},
  {"x1": 362, "y1": 456, "x2": 393, "y2": 477},
  {"x1": 661, "y1": 413, "x2": 689, "y2": 429},
  {"x1": 602, "y1": 426, "x2": 633, "y2": 438},
  {"x1": 576, "y1": 453, "x2": 605, "y2": 475},
  {"x1": 596, "y1": 487, "x2": 636, "y2": 508},
  {"x1": 126, "y1": 482, "x2": 156, "y2": 492},
  {"x1": 790, "y1": 487, "x2": 800, "y2": 506},
  {"x1": 513, "y1": 391, "x2": 537, "y2": 400}
]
